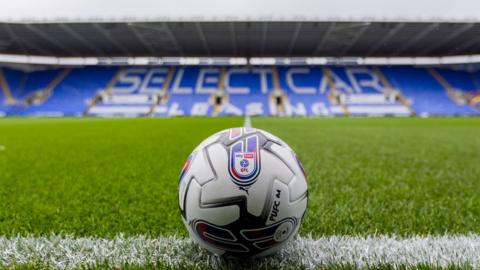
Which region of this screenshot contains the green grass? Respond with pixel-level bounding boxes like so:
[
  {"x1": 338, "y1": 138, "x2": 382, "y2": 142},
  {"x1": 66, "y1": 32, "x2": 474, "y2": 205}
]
[
  {"x1": 0, "y1": 117, "x2": 479, "y2": 237},
  {"x1": 4, "y1": 262, "x2": 476, "y2": 270}
]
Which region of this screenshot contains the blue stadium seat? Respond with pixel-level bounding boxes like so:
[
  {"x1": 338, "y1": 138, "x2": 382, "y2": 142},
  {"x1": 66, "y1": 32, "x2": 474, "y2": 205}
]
[
  {"x1": 0, "y1": 65, "x2": 478, "y2": 116},
  {"x1": 382, "y1": 66, "x2": 477, "y2": 116}
]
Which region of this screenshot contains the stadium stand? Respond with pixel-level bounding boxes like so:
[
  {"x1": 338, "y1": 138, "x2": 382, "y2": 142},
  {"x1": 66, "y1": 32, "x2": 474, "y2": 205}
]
[{"x1": 0, "y1": 65, "x2": 479, "y2": 117}]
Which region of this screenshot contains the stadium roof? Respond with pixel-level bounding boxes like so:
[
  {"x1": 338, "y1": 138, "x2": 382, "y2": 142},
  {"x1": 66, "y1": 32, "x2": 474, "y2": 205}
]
[
  {"x1": 0, "y1": 0, "x2": 479, "y2": 59},
  {"x1": 1, "y1": 21, "x2": 480, "y2": 58}
]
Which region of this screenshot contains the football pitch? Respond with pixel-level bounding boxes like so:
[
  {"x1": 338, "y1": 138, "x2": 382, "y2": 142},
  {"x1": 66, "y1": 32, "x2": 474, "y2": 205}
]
[{"x1": 0, "y1": 117, "x2": 479, "y2": 269}]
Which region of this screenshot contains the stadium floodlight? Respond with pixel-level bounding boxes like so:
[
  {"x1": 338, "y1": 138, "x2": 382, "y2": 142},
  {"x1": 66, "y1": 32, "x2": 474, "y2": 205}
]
[
  {"x1": 27, "y1": 56, "x2": 58, "y2": 65},
  {"x1": 229, "y1": 57, "x2": 248, "y2": 65},
  {"x1": 97, "y1": 57, "x2": 129, "y2": 65},
  {"x1": 249, "y1": 58, "x2": 277, "y2": 65},
  {"x1": 305, "y1": 57, "x2": 328, "y2": 65},
  {"x1": 326, "y1": 57, "x2": 360, "y2": 65},
  {"x1": 440, "y1": 55, "x2": 473, "y2": 65},
  {"x1": 179, "y1": 127, "x2": 308, "y2": 258},
  {"x1": 57, "y1": 57, "x2": 99, "y2": 66},
  {"x1": 388, "y1": 57, "x2": 415, "y2": 65},
  {"x1": 412, "y1": 57, "x2": 440, "y2": 65},
  {"x1": 179, "y1": 57, "x2": 201, "y2": 65},
  {"x1": 0, "y1": 54, "x2": 30, "y2": 64}
]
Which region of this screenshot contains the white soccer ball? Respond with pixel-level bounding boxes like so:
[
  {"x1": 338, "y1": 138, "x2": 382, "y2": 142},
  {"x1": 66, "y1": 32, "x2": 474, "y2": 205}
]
[{"x1": 178, "y1": 127, "x2": 308, "y2": 258}]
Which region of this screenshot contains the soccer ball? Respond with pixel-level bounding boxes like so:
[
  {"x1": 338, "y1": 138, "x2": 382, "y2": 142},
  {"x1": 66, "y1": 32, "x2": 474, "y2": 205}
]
[{"x1": 178, "y1": 127, "x2": 308, "y2": 258}]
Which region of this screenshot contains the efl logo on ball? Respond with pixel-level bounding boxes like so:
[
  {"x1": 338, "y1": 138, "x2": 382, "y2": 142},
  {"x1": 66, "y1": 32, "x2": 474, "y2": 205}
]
[{"x1": 229, "y1": 135, "x2": 260, "y2": 187}]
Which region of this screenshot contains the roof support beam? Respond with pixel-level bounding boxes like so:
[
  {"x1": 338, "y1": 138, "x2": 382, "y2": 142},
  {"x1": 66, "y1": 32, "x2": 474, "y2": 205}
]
[
  {"x1": 445, "y1": 26, "x2": 480, "y2": 55},
  {"x1": 229, "y1": 22, "x2": 237, "y2": 56},
  {"x1": 127, "y1": 24, "x2": 156, "y2": 54},
  {"x1": 448, "y1": 35, "x2": 480, "y2": 55},
  {"x1": 261, "y1": 22, "x2": 268, "y2": 56},
  {"x1": 366, "y1": 23, "x2": 404, "y2": 56},
  {"x1": 420, "y1": 23, "x2": 474, "y2": 54},
  {"x1": 2, "y1": 24, "x2": 28, "y2": 54},
  {"x1": 341, "y1": 23, "x2": 370, "y2": 55},
  {"x1": 287, "y1": 22, "x2": 302, "y2": 55},
  {"x1": 314, "y1": 22, "x2": 335, "y2": 55},
  {"x1": 195, "y1": 23, "x2": 210, "y2": 55},
  {"x1": 394, "y1": 23, "x2": 439, "y2": 55},
  {"x1": 128, "y1": 23, "x2": 182, "y2": 55},
  {"x1": 11, "y1": 26, "x2": 52, "y2": 55},
  {"x1": 59, "y1": 24, "x2": 104, "y2": 55},
  {"x1": 93, "y1": 23, "x2": 130, "y2": 55},
  {"x1": 162, "y1": 23, "x2": 182, "y2": 55},
  {"x1": 25, "y1": 24, "x2": 79, "y2": 55}
]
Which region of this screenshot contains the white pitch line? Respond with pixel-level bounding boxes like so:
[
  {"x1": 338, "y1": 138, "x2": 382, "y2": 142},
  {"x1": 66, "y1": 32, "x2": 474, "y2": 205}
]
[
  {"x1": 243, "y1": 114, "x2": 252, "y2": 128},
  {"x1": 1, "y1": 235, "x2": 480, "y2": 269}
]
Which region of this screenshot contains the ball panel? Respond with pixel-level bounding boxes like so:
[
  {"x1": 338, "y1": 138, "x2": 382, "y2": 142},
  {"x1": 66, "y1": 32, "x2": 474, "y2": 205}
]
[
  {"x1": 265, "y1": 179, "x2": 291, "y2": 226},
  {"x1": 201, "y1": 143, "x2": 247, "y2": 205},
  {"x1": 246, "y1": 149, "x2": 294, "y2": 217},
  {"x1": 269, "y1": 143, "x2": 306, "y2": 182},
  {"x1": 192, "y1": 220, "x2": 250, "y2": 254},
  {"x1": 258, "y1": 129, "x2": 289, "y2": 147},
  {"x1": 252, "y1": 222, "x2": 301, "y2": 258},
  {"x1": 194, "y1": 131, "x2": 224, "y2": 151},
  {"x1": 178, "y1": 149, "x2": 216, "y2": 211},
  {"x1": 288, "y1": 176, "x2": 308, "y2": 202},
  {"x1": 184, "y1": 219, "x2": 227, "y2": 256},
  {"x1": 185, "y1": 179, "x2": 240, "y2": 226},
  {"x1": 266, "y1": 142, "x2": 307, "y2": 202},
  {"x1": 190, "y1": 150, "x2": 216, "y2": 186}
]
